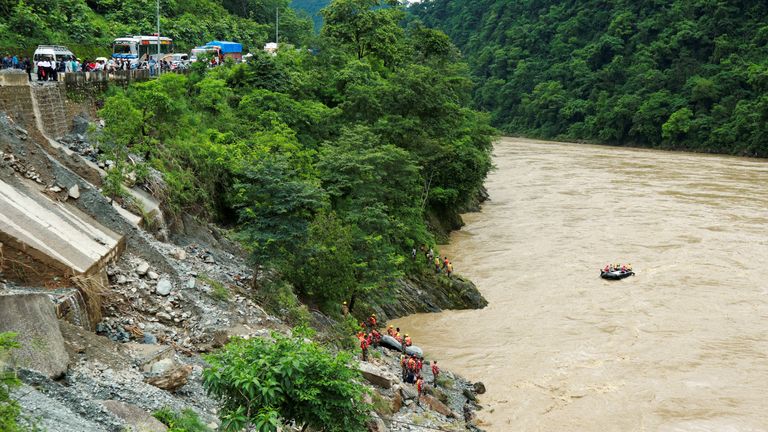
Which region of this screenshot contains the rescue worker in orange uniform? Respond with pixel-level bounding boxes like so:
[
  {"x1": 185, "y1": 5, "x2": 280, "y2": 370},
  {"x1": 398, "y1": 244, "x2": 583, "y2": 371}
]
[
  {"x1": 360, "y1": 337, "x2": 369, "y2": 362},
  {"x1": 415, "y1": 375, "x2": 424, "y2": 406},
  {"x1": 404, "y1": 334, "x2": 412, "y2": 347},
  {"x1": 431, "y1": 360, "x2": 440, "y2": 385}
]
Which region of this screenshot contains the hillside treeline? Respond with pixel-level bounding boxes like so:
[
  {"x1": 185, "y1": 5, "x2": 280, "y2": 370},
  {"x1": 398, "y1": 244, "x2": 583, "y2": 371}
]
[
  {"x1": 98, "y1": 0, "x2": 494, "y2": 314},
  {"x1": 414, "y1": 0, "x2": 768, "y2": 156}
]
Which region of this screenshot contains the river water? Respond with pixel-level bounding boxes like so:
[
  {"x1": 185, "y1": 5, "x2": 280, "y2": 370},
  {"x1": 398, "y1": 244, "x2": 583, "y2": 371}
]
[{"x1": 392, "y1": 137, "x2": 768, "y2": 431}]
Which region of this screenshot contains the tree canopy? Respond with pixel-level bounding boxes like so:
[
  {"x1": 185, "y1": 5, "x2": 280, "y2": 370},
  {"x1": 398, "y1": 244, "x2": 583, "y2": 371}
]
[
  {"x1": 96, "y1": 0, "x2": 494, "y2": 316},
  {"x1": 415, "y1": 0, "x2": 768, "y2": 157}
]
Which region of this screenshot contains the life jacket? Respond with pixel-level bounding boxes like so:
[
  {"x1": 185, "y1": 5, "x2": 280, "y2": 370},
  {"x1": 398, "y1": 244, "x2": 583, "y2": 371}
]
[
  {"x1": 387, "y1": 328, "x2": 394, "y2": 336},
  {"x1": 400, "y1": 356, "x2": 407, "y2": 367},
  {"x1": 407, "y1": 358, "x2": 416, "y2": 371},
  {"x1": 416, "y1": 379, "x2": 423, "y2": 393},
  {"x1": 395, "y1": 333, "x2": 402, "y2": 342},
  {"x1": 369, "y1": 316, "x2": 377, "y2": 327},
  {"x1": 447, "y1": 263, "x2": 453, "y2": 273},
  {"x1": 404, "y1": 336, "x2": 412, "y2": 346},
  {"x1": 432, "y1": 364, "x2": 440, "y2": 375},
  {"x1": 416, "y1": 359, "x2": 423, "y2": 371},
  {"x1": 360, "y1": 339, "x2": 368, "y2": 350}
]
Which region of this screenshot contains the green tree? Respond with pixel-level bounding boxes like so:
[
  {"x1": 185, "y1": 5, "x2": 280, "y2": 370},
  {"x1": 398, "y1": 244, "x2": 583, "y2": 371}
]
[
  {"x1": 320, "y1": 0, "x2": 404, "y2": 64},
  {"x1": 0, "y1": 332, "x2": 23, "y2": 432},
  {"x1": 202, "y1": 330, "x2": 370, "y2": 432}
]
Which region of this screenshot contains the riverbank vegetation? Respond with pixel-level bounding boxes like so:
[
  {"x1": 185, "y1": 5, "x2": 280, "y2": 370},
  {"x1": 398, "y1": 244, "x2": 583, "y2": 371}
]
[
  {"x1": 415, "y1": 0, "x2": 768, "y2": 157},
  {"x1": 96, "y1": 0, "x2": 494, "y2": 316}
]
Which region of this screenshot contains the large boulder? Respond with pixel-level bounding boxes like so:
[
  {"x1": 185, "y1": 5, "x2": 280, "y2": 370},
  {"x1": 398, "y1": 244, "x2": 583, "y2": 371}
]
[
  {"x1": 101, "y1": 400, "x2": 168, "y2": 432},
  {"x1": 399, "y1": 384, "x2": 418, "y2": 401},
  {"x1": 422, "y1": 394, "x2": 458, "y2": 418},
  {"x1": 145, "y1": 364, "x2": 192, "y2": 391},
  {"x1": 358, "y1": 362, "x2": 396, "y2": 389},
  {"x1": 0, "y1": 294, "x2": 69, "y2": 378}
]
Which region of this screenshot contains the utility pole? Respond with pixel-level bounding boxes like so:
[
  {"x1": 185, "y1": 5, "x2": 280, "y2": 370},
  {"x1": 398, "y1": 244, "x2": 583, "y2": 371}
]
[{"x1": 156, "y1": 0, "x2": 161, "y2": 75}]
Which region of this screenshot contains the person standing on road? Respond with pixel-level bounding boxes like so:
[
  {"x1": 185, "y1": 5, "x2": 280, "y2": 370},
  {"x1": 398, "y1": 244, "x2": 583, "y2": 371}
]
[{"x1": 23, "y1": 58, "x2": 31, "y2": 81}]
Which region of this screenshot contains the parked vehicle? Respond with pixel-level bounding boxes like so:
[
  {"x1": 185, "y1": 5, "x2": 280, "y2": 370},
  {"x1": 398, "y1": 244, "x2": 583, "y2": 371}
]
[
  {"x1": 161, "y1": 53, "x2": 190, "y2": 70},
  {"x1": 112, "y1": 35, "x2": 174, "y2": 66},
  {"x1": 190, "y1": 41, "x2": 242, "y2": 64},
  {"x1": 33, "y1": 45, "x2": 76, "y2": 73}
]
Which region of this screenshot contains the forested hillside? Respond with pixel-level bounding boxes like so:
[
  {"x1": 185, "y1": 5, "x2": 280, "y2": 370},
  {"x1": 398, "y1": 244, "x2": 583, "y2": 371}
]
[
  {"x1": 414, "y1": 0, "x2": 768, "y2": 157},
  {"x1": 96, "y1": 0, "x2": 494, "y2": 314},
  {"x1": 0, "y1": 0, "x2": 311, "y2": 55},
  {"x1": 290, "y1": 0, "x2": 330, "y2": 30}
]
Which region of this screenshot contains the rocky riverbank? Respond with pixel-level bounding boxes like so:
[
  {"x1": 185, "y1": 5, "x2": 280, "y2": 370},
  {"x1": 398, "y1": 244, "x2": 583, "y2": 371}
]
[{"x1": 0, "y1": 106, "x2": 489, "y2": 431}]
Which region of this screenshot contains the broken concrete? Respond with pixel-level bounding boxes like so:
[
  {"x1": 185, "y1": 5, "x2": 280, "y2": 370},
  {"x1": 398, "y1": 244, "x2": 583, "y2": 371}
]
[
  {"x1": 0, "y1": 294, "x2": 69, "y2": 378},
  {"x1": 0, "y1": 178, "x2": 124, "y2": 284}
]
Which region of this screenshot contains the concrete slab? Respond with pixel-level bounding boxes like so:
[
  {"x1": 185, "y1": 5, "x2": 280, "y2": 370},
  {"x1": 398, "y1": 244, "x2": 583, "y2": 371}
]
[{"x1": 0, "y1": 179, "x2": 124, "y2": 281}]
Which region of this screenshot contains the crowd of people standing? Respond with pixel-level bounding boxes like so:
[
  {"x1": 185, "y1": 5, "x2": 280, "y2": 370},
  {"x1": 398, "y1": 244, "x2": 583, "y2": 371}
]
[
  {"x1": 413, "y1": 244, "x2": 454, "y2": 278},
  {"x1": 356, "y1": 313, "x2": 441, "y2": 407}
]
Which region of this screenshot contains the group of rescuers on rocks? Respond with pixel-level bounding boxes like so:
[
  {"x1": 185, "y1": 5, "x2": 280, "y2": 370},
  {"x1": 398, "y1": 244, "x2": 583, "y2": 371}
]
[
  {"x1": 412, "y1": 245, "x2": 455, "y2": 278},
  {"x1": 338, "y1": 245, "x2": 454, "y2": 406},
  {"x1": 353, "y1": 312, "x2": 441, "y2": 407}
]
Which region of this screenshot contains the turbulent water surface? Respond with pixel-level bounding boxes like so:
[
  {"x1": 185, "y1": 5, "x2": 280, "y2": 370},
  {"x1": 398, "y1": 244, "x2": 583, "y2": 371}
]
[{"x1": 393, "y1": 137, "x2": 768, "y2": 431}]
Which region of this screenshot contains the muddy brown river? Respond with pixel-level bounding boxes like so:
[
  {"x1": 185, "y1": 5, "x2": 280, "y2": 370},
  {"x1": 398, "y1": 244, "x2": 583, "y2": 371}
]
[{"x1": 393, "y1": 137, "x2": 768, "y2": 431}]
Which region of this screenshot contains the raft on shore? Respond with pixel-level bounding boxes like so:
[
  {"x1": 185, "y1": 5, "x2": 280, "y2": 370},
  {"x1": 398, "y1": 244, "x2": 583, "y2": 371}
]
[{"x1": 379, "y1": 334, "x2": 424, "y2": 358}]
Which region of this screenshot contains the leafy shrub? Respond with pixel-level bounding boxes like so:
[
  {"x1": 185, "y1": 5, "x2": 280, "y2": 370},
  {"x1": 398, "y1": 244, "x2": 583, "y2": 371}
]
[
  {"x1": 203, "y1": 329, "x2": 370, "y2": 432},
  {"x1": 153, "y1": 407, "x2": 212, "y2": 432}
]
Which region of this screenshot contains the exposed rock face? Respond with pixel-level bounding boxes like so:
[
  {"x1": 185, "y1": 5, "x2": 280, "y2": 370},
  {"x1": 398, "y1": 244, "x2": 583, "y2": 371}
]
[
  {"x1": 101, "y1": 400, "x2": 168, "y2": 432},
  {"x1": 379, "y1": 274, "x2": 488, "y2": 321},
  {"x1": 0, "y1": 294, "x2": 69, "y2": 378}
]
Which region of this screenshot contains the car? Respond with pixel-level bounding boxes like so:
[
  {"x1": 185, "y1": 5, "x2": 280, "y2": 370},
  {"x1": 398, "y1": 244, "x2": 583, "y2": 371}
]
[{"x1": 161, "y1": 53, "x2": 190, "y2": 70}]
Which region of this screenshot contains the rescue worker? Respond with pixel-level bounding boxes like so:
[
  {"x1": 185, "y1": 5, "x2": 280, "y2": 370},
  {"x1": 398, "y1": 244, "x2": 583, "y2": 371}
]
[
  {"x1": 415, "y1": 375, "x2": 424, "y2": 406},
  {"x1": 395, "y1": 327, "x2": 403, "y2": 343},
  {"x1": 446, "y1": 262, "x2": 454, "y2": 278},
  {"x1": 442, "y1": 256, "x2": 449, "y2": 270},
  {"x1": 628, "y1": 263, "x2": 633, "y2": 271},
  {"x1": 367, "y1": 313, "x2": 377, "y2": 330},
  {"x1": 360, "y1": 336, "x2": 369, "y2": 362},
  {"x1": 371, "y1": 328, "x2": 381, "y2": 348},
  {"x1": 387, "y1": 325, "x2": 395, "y2": 337},
  {"x1": 603, "y1": 264, "x2": 610, "y2": 272},
  {"x1": 341, "y1": 301, "x2": 349, "y2": 316},
  {"x1": 407, "y1": 356, "x2": 417, "y2": 383},
  {"x1": 400, "y1": 354, "x2": 408, "y2": 381},
  {"x1": 434, "y1": 256, "x2": 441, "y2": 273},
  {"x1": 431, "y1": 360, "x2": 440, "y2": 385},
  {"x1": 404, "y1": 334, "x2": 412, "y2": 347}
]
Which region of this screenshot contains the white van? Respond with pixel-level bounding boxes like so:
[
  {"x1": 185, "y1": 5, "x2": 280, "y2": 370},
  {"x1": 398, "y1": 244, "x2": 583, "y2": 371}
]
[{"x1": 33, "y1": 45, "x2": 76, "y2": 63}]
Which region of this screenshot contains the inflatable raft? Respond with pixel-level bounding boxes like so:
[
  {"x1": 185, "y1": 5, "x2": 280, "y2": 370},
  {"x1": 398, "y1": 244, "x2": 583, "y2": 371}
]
[
  {"x1": 600, "y1": 270, "x2": 634, "y2": 280},
  {"x1": 379, "y1": 335, "x2": 424, "y2": 358}
]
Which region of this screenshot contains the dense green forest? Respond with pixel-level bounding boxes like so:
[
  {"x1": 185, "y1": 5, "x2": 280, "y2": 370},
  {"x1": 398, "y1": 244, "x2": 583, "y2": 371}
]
[
  {"x1": 414, "y1": 0, "x2": 768, "y2": 157},
  {"x1": 290, "y1": 0, "x2": 329, "y2": 31},
  {"x1": 0, "y1": 0, "x2": 311, "y2": 55},
  {"x1": 97, "y1": 0, "x2": 494, "y2": 314}
]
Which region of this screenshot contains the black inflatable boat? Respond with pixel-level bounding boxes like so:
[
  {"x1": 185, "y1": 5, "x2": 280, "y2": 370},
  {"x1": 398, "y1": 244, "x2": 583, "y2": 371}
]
[
  {"x1": 600, "y1": 270, "x2": 634, "y2": 280},
  {"x1": 379, "y1": 335, "x2": 424, "y2": 358}
]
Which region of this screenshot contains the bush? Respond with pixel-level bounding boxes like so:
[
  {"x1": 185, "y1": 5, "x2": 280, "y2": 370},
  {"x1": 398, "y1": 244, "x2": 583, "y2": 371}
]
[
  {"x1": 153, "y1": 407, "x2": 212, "y2": 432},
  {"x1": 202, "y1": 329, "x2": 371, "y2": 432},
  {"x1": 0, "y1": 332, "x2": 22, "y2": 432}
]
